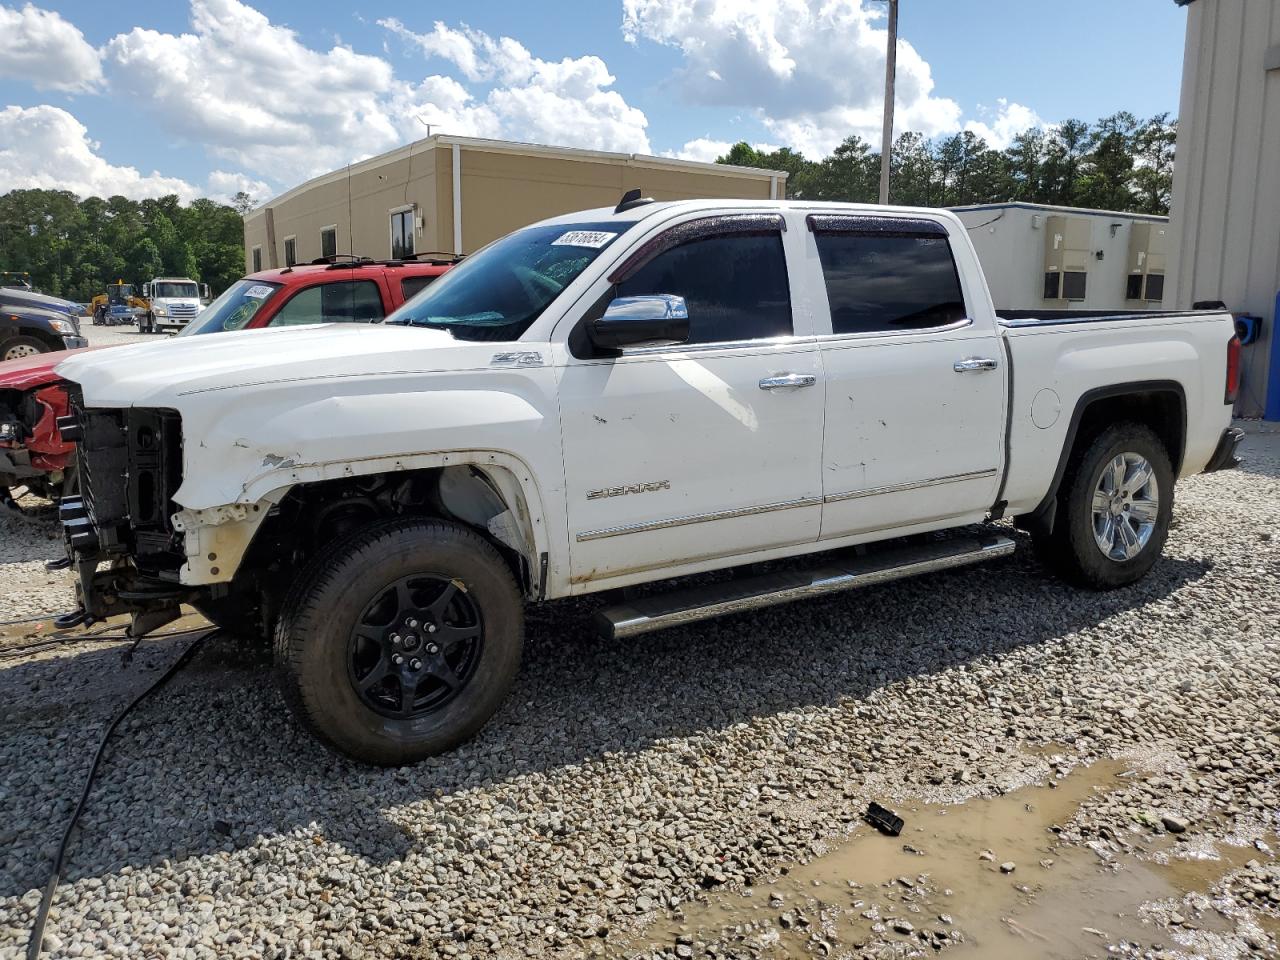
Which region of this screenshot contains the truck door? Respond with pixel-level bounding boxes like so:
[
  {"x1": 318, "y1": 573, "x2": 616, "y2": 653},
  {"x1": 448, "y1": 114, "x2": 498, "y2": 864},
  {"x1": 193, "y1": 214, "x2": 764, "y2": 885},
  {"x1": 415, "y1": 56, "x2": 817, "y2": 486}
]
[
  {"x1": 807, "y1": 215, "x2": 1006, "y2": 539},
  {"x1": 556, "y1": 214, "x2": 825, "y2": 590}
]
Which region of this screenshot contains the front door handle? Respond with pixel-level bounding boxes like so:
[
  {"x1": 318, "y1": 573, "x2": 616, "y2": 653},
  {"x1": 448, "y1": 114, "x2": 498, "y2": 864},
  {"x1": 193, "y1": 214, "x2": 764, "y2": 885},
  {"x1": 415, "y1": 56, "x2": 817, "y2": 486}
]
[
  {"x1": 953, "y1": 357, "x2": 999, "y2": 373},
  {"x1": 759, "y1": 373, "x2": 817, "y2": 390}
]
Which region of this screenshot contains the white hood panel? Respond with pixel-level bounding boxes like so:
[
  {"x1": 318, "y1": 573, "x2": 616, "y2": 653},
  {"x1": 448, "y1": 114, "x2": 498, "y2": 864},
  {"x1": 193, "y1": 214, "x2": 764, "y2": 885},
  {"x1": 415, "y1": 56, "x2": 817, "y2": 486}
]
[{"x1": 56, "y1": 324, "x2": 494, "y2": 407}]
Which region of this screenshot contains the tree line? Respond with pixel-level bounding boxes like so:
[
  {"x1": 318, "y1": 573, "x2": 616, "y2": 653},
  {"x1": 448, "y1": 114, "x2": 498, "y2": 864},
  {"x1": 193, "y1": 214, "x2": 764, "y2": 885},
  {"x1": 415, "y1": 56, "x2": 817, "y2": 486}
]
[
  {"x1": 718, "y1": 112, "x2": 1177, "y2": 215},
  {"x1": 0, "y1": 189, "x2": 254, "y2": 303}
]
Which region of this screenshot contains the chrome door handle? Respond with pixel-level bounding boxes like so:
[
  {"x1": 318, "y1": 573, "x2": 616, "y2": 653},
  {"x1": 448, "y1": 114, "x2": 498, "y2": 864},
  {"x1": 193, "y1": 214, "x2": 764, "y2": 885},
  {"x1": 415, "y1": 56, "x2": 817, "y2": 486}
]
[
  {"x1": 759, "y1": 373, "x2": 817, "y2": 390},
  {"x1": 953, "y1": 357, "x2": 999, "y2": 373}
]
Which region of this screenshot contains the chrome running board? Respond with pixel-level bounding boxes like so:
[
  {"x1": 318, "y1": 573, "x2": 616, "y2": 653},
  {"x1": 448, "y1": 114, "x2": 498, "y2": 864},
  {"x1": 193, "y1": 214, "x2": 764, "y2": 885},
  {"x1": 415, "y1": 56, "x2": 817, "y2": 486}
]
[{"x1": 594, "y1": 534, "x2": 1016, "y2": 641}]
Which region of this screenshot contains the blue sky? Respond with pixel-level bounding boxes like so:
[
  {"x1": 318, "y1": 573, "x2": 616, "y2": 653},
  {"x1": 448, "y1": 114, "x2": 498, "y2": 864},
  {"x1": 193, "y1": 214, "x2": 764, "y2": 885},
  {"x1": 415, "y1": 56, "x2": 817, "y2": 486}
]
[{"x1": 0, "y1": 0, "x2": 1189, "y2": 204}]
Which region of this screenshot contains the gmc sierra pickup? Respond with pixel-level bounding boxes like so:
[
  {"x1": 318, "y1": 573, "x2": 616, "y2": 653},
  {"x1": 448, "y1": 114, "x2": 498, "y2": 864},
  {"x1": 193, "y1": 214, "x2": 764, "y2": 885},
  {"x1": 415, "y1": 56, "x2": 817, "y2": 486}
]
[{"x1": 50, "y1": 197, "x2": 1242, "y2": 765}]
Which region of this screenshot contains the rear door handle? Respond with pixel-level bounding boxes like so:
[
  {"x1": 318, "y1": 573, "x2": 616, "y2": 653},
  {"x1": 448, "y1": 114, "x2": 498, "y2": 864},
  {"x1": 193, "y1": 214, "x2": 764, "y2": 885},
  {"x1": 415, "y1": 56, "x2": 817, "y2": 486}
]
[
  {"x1": 953, "y1": 357, "x2": 999, "y2": 373},
  {"x1": 759, "y1": 373, "x2": 817, "y2": 390}
]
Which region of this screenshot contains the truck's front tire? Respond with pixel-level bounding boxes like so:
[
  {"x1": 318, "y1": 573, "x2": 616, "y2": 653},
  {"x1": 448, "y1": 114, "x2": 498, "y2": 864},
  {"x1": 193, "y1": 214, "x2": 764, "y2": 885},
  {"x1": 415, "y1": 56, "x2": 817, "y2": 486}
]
[
  {"x1": 274, "y1": 518, "x2": 523, "y2": 765},
  {"x1": 1036, "y1": 422, "x2": 1173, "y2": 589}
]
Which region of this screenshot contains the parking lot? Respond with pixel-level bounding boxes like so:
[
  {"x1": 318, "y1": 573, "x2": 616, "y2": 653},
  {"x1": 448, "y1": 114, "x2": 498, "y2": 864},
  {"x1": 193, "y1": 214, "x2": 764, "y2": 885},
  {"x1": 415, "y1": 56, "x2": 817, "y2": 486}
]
[{"x1": 0, "y1": 382, "x2": 1276, "y2": 959}]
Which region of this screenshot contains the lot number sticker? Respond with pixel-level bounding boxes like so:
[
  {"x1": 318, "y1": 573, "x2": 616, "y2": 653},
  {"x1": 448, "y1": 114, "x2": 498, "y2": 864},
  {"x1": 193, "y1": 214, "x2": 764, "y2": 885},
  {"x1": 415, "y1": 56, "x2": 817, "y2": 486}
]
[
  {"x1": 244, "y1": 284, "x2": 274, "y2": 299},
  {"x1": 552, "y1": 231, "x2": 617, "y2": 249}
]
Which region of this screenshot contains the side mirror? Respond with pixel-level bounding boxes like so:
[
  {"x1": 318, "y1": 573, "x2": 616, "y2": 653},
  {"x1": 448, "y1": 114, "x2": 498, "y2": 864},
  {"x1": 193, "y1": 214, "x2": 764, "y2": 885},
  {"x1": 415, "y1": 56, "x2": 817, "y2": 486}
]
[{"x1": 589, "y1": 294, "x2": 690, "y2": 350}]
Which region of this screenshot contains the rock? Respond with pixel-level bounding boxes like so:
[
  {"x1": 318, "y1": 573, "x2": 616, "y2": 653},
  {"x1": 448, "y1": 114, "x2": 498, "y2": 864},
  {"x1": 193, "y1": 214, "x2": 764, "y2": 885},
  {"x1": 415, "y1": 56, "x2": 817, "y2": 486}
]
[
  {"x1": 1000, "y1": 862, "x2": 1016, "y2": 874},
  {"x1": 1161, "y1": 815, "x2": 1189, "y2": 834}
]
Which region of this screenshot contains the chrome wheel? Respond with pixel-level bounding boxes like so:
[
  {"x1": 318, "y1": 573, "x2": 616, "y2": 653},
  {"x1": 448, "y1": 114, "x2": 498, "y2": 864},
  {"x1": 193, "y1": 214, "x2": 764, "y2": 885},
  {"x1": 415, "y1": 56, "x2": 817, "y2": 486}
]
[
  {"x1": 1091, "y1": 452, "x2": 1160, "y2": 561},
  {"x1": 3, "y1": 342, "x2": 40, "y2": 361}
]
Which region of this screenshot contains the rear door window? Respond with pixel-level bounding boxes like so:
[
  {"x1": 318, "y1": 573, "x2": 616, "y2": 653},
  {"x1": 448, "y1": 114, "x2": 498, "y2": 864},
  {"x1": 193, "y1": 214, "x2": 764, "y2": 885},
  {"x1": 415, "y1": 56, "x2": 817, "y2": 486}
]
[
  {"x1": 268, "y1": 280, "x2": 385, "y2": 327},
  {"x1": 400, "y1": 275, "x2": 437, "y2": 301},
  {"x1": 811, "y1": 219, "x2": 966, "y2": 335},
  {"x1": 615, "y1": 230, "x2": 791, "y2": 344}
]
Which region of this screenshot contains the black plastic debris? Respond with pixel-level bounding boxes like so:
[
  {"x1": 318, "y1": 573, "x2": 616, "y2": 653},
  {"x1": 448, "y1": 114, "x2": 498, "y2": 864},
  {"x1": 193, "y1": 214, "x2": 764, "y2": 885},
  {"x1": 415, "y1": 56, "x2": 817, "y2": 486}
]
[{"x1": 865, "y1": 801, "x2": 904, "y2": 836}]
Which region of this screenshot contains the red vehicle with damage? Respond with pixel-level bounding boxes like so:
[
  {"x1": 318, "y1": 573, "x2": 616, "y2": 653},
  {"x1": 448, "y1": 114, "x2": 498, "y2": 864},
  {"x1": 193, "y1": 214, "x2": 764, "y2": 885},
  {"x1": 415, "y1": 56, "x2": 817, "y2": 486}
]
[{"x1": 0, "y1": 256, "x2": 455, "y2": 501}]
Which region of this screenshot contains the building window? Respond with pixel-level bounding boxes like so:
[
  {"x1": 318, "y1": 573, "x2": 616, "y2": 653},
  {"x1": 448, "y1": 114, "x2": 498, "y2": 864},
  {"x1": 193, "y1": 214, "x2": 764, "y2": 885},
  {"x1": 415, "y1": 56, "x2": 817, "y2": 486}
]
[
  {"x1": 283, "y1": 236, "x2": 297, "y2": 267},
  {"x1": 1143, "y1": 273, "x2": 1165, "y2": 302},
  {"x1": 1062, "y1": 270, "x2": 1087, "y2": 301},
  {"x1": 390, "y1": 209, "x2": 415, "y2": 259},
  {"x1": 320, "y1": 226, "x2": 337, "y2": 260},
  {"x1": 251, "y1": 246, "x2": 262, "y2": 272},
  {"x1": 1125, "y1": 274, "x2": 1143, "y2": 300},
  {"x1": 1044, "y1": 271, "x2": 1061, "y2": 300}
]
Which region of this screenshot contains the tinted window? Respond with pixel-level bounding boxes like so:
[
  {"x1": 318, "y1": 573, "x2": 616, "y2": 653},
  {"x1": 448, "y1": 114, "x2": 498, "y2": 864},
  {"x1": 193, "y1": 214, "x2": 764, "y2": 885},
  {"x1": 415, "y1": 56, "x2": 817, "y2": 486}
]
[
  {"x1": 1125, "y1": 274, "x2": 1143, "y2": 300},
  {"x1": 269, "y1": 280, "x2": 384, "y2": 327},
  {"x1": 401, "y1": 275, "x2": 436, "y2": 301},
  {"x1": 1044, "y1": 271, "x2": 1061, "y2": 300},
  {"x1": 1144, "y1": 273, "x2": 1165, "y2": 302},
  {"x1": 814, "y1": 233, "x2": 964, "y2": 334},
  {"x1": 616, "y1": 233, "x2": 791, "y2": 344},
  {"x1": 1062, "y1": 270, "x2": 1087, "y2": 301},
  {"x1": 321, "y1": 228, "x2": 337, "y2": 260},
  {"x1": 284, "y1": 238, "x2": 297, "y2": 267}
]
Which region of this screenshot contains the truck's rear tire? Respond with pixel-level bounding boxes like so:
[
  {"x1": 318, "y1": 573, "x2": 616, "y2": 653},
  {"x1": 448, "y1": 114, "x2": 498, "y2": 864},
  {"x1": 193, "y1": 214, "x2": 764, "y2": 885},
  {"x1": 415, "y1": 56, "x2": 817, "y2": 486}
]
[
  {"x1": 274, "y1": 518, "x2": 523, "y2": 765},
  {"x1": 1035, "y1": 422, "x2": 1173, "y2": 589}
]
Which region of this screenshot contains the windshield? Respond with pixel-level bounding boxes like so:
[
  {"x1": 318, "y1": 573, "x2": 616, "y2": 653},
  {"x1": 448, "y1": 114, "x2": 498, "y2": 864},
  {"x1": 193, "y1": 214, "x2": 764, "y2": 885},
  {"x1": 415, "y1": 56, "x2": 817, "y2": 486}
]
[
  {"x1": 384, "y1": 221, "x2": 631, "y2": 341},
  {"x1": 179, "y1": 279, "x2": 282, "y2": 336},
  {"x1": 107, "y1": 285, "x2": 133, "y2": 303},
  {"x1": 153, "y1": 281, "x2": 198, "y2": 299}
]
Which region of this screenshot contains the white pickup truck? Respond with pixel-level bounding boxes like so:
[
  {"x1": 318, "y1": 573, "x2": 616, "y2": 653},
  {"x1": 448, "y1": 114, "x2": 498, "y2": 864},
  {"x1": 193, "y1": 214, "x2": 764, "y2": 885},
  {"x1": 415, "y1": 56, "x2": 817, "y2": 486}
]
[{"x1": 52, "y1": 198, "x2": 1242, "y2": 765}]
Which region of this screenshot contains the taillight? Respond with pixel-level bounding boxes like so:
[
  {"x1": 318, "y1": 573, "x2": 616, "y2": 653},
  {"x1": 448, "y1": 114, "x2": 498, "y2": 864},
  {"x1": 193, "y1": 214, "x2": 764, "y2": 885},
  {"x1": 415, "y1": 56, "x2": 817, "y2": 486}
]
[{"x1": 1225, "y1": 335, "x2": 1242, "y2": 404}]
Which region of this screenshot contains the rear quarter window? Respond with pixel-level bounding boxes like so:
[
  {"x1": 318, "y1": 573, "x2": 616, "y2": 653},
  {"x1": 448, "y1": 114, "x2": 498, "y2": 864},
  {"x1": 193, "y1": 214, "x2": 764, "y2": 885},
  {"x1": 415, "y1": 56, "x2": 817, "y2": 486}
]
[{"x1": 812, "y1": 224, "x2": 967, "y2": 335}]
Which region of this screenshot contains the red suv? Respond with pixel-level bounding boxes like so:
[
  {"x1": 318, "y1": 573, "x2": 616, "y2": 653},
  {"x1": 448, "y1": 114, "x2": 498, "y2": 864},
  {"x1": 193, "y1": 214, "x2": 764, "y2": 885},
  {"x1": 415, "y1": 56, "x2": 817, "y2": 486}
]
[{"x1": 1, "y1": 257, "x2": 455, "y2": 500}]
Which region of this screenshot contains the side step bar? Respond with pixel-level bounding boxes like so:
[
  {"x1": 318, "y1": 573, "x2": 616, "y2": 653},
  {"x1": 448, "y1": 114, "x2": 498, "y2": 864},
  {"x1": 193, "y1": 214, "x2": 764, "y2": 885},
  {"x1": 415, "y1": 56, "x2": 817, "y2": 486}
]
[{"x1": 594, "y1": 534, "x2": 1016, "y2": 640}]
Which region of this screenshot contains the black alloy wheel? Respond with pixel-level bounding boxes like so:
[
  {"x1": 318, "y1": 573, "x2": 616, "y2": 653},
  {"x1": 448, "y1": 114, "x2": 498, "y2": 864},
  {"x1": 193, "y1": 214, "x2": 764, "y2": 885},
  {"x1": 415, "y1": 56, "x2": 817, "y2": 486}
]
[{"x1": 347, "y1": 574, "x2": 484, "y2": 718}]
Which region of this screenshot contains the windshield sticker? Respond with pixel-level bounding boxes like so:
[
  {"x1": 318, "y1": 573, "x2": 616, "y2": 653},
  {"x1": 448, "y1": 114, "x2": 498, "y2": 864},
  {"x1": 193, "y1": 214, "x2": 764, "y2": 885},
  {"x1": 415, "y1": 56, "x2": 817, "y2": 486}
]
[
  {"x1": 551, "y1": 230, "x2": 618, "y2": 249},
  {"x1": 244, "y1": 284, "x2": 274, "y2": 299}
]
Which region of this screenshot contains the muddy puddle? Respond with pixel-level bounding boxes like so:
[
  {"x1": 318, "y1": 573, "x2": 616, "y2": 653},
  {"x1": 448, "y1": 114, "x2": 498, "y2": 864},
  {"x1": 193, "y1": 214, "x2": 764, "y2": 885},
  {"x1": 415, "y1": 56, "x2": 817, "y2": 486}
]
[{"x1": 616, "y1": 759, "x2": 1271, "y2": 958}]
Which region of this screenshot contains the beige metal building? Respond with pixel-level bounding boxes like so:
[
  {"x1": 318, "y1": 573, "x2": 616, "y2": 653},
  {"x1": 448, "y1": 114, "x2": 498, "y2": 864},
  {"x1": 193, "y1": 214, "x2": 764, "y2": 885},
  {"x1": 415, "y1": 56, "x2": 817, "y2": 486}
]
[
  {"x1": 951, "y1": 202, "x2": 1169, "y2": 313},
  {"x1": 243, "y1": 135, "x2": 787, "y2": 273},
  {"x1": 1168, "y1": 0, "x2": 1280, "y2": 418}
]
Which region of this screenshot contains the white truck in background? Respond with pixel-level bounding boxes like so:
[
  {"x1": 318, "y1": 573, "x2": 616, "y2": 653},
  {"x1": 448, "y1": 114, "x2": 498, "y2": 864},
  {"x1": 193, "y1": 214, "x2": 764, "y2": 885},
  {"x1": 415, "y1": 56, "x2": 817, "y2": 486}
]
[
  {"x1": 52, "y1": 198, "x2": 1242, "y2": 766},
  {"x1": 140, "y1": 277, "x2": 209, "y2": 334}
]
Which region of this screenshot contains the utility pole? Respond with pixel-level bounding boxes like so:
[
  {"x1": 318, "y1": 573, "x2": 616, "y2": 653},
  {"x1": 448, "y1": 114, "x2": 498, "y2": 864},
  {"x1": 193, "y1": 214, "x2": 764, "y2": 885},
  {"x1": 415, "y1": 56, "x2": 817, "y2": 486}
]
[{"x1": 878, "y1": 0, "x2": 899, "y2": 204}]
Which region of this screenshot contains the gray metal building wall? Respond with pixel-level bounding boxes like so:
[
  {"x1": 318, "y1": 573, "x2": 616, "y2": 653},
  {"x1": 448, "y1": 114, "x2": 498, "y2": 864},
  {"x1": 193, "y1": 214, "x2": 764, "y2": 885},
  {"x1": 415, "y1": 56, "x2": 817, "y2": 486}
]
[{"x1": 1168, "y1": 0, "x2": 1280, "y2": 417}]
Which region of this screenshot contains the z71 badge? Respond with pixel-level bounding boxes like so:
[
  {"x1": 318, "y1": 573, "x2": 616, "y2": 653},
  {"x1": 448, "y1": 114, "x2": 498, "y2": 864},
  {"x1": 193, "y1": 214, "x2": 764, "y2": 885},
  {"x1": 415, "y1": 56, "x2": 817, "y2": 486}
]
[{"x1": 586, "y1": 480, "x2": 670, "y2": 500}]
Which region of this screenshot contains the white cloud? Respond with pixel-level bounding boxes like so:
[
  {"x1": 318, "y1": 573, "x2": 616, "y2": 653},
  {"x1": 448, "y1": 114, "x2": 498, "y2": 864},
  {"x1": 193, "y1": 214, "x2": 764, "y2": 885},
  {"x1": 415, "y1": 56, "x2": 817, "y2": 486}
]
[
  {"x1": 379, "y1": 18, "x2": 651, "y2": 154},
  {"x1": 104, "y1": 0, "x2": 400, "y2": 181},
  {"x1": 622, "y1": 0, "x2": 961, "y2": 158},
  {"x1": 0, "y1": 104, "x2": 201, "y2": 200},
  {"x1": 0, "y1": 3, "x2": 103, "y2": 93},
  {"x1": 206, "y1": 169, "x2": 272, "y2": 206},
  {"x1": 963, "y1": 99, "x2": 1048, "y2": 149},
  {"x1": 665, "y1": 137, "x2": 779, "y2": 163}
]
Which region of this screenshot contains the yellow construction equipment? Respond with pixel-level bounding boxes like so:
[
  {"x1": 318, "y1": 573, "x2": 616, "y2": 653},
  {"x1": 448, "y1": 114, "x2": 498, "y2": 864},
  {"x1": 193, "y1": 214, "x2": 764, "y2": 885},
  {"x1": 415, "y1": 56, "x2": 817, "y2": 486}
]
[{"x1": 90, "y1": 280, "x2": 149, "y2": 326}]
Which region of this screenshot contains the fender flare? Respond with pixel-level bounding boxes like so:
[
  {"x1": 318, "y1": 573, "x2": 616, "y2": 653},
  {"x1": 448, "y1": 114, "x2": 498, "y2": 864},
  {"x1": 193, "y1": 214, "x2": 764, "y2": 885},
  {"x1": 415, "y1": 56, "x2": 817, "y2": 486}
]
[{"x1": 1017, "y1": 379, "x2": 1186, "y2": 537}]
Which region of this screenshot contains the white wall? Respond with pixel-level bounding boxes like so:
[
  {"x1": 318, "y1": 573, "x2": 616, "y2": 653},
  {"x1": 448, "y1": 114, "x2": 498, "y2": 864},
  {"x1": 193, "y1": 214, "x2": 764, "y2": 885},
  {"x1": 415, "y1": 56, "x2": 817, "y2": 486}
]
[
  {"x1": 952, "y1": 204, "x2": 1168, "y2": 312},
  {"x1": 1168, "y1": 0, "x2": 1280, "y2": 418}
]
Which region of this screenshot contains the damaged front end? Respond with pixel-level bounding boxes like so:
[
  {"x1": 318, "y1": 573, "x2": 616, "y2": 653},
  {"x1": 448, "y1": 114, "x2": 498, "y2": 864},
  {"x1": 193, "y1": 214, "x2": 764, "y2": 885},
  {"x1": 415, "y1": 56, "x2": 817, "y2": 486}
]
[
  {"x1": 54, "y1": 386, "x2": 196, "y2": 635},
  {"x1": 1, "y1": 384, "x2": 75, "y2": 501}
]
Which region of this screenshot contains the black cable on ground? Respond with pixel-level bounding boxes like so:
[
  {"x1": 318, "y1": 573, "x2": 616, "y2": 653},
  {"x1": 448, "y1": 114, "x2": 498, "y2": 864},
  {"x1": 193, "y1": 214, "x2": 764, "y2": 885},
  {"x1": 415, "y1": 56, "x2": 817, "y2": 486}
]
[{"x1": 26, "y1": 629, "x2": 214, "y2": 960}]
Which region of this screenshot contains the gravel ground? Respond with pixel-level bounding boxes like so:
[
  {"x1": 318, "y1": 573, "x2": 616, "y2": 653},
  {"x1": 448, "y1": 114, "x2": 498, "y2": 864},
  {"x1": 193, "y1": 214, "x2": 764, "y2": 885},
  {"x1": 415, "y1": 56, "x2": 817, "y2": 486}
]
[
  {"x1": 81, "y1": 320, "x2": 171, "y2": 349},
  {"x1": 0, "y1": 424, "x2": 1276, "y2": 960}
]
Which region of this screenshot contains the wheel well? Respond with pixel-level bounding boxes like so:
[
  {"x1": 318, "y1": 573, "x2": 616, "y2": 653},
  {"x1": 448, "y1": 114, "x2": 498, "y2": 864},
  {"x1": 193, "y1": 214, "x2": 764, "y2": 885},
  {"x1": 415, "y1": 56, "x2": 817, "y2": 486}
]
[
  {"x1": 1075, "y1": 389, "x2": 1185, "y2": 474},
  {"x1": 1018, "y1": 382, "x2": 1185, "y2": 537},
  {"x1": 10, "y1": 327, "x2": 59, "y2": 349},
  {"x1": 231, "y1": 465, "x2": 540, "y2": 621}
]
